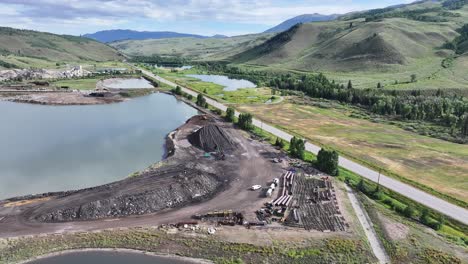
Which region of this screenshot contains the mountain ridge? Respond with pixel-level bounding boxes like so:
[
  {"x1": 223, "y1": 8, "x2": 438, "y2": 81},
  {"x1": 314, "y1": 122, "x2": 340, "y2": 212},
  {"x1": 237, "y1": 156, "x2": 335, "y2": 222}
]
[
  {"x1": 264, "y1": 13, "x2": 339, "y2": 33},
  {"x1": 84, "y1": 29, "x2": 222, "y2": 43},
  {"x1": 0, "y1": 27, "x2": 123, "y2": 67}
]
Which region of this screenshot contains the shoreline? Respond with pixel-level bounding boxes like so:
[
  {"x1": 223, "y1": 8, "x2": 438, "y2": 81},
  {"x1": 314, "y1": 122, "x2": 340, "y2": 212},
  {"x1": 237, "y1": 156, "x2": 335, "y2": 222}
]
[
  {"x1": 18, "y1": 248, "x2": 213, "y2": 264},
  {"x1": 0, "y1": 90, "x2": 210, "y2": 203}
]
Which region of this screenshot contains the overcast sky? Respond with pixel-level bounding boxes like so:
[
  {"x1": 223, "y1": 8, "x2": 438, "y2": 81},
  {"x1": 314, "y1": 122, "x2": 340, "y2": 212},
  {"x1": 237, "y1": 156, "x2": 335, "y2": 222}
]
[{"x1": 0, "y1": 0, "x2": 413, "y2": 36}]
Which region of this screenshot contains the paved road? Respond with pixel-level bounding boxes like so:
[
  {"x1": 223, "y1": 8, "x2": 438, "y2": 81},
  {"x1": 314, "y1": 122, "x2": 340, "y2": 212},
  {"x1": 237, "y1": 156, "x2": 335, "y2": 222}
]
[
  {"x1": 140, "y1": 67, "x2": 468, "y2": 225},
  {"x1": 346, "y1": 185, "x2": 390, "y2": 264}
]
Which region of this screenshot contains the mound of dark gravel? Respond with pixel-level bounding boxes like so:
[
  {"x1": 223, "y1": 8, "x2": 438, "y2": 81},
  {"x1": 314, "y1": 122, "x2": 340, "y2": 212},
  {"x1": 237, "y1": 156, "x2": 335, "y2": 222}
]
[{"x1": 188, "y1": 124, "x2": 236, "y2": 153}]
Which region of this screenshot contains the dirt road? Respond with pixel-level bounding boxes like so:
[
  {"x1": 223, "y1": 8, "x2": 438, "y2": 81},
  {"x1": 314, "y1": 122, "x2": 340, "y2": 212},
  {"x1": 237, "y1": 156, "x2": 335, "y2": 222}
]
[{"x1": 345, "y1": 185, "x2": 390, "y2": 264}]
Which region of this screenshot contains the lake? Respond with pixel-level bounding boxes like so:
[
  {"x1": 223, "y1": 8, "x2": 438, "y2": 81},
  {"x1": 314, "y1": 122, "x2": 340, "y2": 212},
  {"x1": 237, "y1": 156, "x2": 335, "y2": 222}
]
[
  {"x1": 27, "y1": 251, "x2": 203, "y2": 264},
  {"x1": 186, "y1": 74, "x2": 256, "y2": 91},
  {"x1": 0, "y1": 93, "x2": 198, "y2": 199},
  {"x1": 101, "y1": 78, "x2": 154, "y2": 89}
]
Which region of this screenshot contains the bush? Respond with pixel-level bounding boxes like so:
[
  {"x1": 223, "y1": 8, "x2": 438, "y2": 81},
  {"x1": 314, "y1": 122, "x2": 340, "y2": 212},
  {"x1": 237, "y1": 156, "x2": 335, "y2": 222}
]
[
  {"x1": 196, "y1": 94, "x2": 208, "y2": 108},
  {"x1": 403, "y1": 205, "x2": 415, "y2": 218},
  {"x1": 174, "y1": 86, "x2": 183, "y2": 95},
  {"x1": 316, "y1": 148, "x2": 339, "y2": 176},
  {"x1": 212, "y1": 108, "x2": 223, "y2": 115},
  {"x1": 225, "y1": 107, "x2": 235, "y2": 122},
  {"x1": 237, "y1": 113, "x2": 253, "y2": 131},
  {"x1": 275, "y1": 137, "x2": 286, "y2": 148},
  {"x1": 289, "y1": 136, "x2": 305, "y2": 159}
]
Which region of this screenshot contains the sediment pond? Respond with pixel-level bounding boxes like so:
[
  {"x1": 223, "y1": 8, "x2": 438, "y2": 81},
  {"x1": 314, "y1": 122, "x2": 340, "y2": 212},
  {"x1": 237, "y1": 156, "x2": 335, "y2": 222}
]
[
  {"x1": 0, "y1": 93, "x2": 198, "y2": 199},
  {"x1": 186, "y1": 74, "x2": 256, "y2": 91},
  {"x1": 27, "y1": 251, "x2": 204, "y2": 264},
  {"x1": 101, "y1": 77, "x2": 154, "y2": 89}
]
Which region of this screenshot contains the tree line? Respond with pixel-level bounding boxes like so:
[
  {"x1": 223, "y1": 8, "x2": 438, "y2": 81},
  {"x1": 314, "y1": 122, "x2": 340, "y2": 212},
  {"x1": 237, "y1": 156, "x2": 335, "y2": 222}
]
[
  {"x1": 443, "y1": 23, "x2": 468, "y2": 54},
  {"x1": 268, "y1": 74, "x2": 468, "y2": 139},
  {"x1": 194, "y1": 62, "x2": 468, "y2": 141},
  {"x1": 131, "y1": 55, "x2": 187, "y2": 67}
]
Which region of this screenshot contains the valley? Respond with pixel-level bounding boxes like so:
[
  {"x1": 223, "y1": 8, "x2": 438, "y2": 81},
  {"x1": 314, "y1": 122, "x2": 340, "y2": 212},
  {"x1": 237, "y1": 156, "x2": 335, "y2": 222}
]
[{"x1": 0, "y1": 0, "x2": 467, "y2": 263}]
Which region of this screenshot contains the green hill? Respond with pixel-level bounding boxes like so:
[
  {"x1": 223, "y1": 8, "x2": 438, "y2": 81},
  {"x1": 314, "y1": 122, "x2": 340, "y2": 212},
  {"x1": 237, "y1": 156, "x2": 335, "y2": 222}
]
[
  {"x1": 110, "y1": 33, "x2": 273, "y2": 61},
  {"x1": 230, "y1": 1, "x2": 468, "y2": 89},
  {"x1": 0, "y1": 27, "x2": 124, "y2": 69}
]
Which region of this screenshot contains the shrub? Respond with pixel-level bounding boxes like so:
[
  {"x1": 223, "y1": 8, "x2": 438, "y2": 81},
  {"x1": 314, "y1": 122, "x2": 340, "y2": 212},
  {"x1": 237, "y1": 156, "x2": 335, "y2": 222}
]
[
  {"x1": 225, "y1": 107, "x2": 235, "y2": 122},
  {"x1": 316, "y1": 148, "x2": 339, "y2": 176},
  {"x1": 289, "y1": 136, "x2": 305, "y2": 159},
  {"x1": 237, "y1": 113, "x2": 253, "y2": 131}
]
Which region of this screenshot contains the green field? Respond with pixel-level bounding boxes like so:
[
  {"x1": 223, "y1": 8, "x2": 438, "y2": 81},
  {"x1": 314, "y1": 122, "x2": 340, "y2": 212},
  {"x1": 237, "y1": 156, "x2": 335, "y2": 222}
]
[
  {"x1": 52, "y1": 78, "x2": 100, "y2": 90},
  {"x1": 157, "y1": 69, "x2": 281, "y2": 104},
  {"x1": 237, "y1": 99, "x2": 468, "y2": 203}
]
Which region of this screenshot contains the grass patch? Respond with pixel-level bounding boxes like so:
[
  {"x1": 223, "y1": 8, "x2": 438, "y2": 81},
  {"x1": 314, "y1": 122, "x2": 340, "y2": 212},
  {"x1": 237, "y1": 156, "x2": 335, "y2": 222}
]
[
  {"x1": 119, "y1": 88, "x2": 155, "y2": 98},
  {"x1": 236, "y1": 101, "x2": 468, "y2": 206},
  {"x1": 153, "y1": 68, "x2": 279, "y2": 105},
  {"x1": 52, "y1": 78, "x2": 100, "y2": 90},
  {"x1": 0, "y1": 228, "x2": 375, "y2": 264}
]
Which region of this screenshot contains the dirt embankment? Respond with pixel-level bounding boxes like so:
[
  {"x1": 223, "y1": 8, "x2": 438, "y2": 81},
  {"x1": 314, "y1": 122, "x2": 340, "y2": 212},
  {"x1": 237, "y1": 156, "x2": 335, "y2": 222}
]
[
  {"x1": 6, "y1": 91, "x2": 127, "y2": 105},
  {"x1": 34, "y1": 164, "x2": 223, "y2": 222}
]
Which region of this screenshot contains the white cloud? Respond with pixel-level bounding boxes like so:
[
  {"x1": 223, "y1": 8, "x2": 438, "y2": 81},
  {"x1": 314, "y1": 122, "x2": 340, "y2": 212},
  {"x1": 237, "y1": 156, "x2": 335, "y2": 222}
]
[{"x1": 0, "y1": 0, "x2": 414, "y2": 35}]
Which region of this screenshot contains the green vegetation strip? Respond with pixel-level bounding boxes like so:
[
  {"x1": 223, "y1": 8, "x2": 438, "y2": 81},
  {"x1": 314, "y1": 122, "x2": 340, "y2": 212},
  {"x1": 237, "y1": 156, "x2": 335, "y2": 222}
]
[{"x1": 0, "y1": 228, "x2": 374, "y2": 264}]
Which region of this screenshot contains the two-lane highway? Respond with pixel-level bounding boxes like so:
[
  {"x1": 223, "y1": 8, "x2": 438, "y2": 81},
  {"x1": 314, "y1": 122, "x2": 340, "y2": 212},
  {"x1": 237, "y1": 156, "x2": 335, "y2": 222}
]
[{"x1": 140, "y1": 67, "x2": 468, "y2": 225}]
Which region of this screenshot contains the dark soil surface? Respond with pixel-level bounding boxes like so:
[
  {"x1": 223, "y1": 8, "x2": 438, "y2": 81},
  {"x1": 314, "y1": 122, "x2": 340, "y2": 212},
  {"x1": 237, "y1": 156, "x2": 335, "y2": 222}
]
[
  {"x1": 0, "y1": 113, "x2": 285, "y2": 237},
  {"x1": 188, "y1": 124, "x2": 237, "y2": 153}
]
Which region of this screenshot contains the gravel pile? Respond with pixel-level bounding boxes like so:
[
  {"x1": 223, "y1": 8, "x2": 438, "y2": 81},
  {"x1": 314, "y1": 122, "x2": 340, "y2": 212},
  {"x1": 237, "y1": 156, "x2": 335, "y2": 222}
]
[
  {"x1": 188, "y1": 125, "x2": 236, "y2": 153},
  {"x1": 35, "y1": 166, "x2": 223, "y2": 222}
]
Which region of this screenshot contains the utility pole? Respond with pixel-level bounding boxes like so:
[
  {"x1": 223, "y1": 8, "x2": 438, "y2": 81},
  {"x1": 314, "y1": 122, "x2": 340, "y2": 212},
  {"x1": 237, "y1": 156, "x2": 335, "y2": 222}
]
[{"x1": 376, "y1": 169, "x2": 381, "y2": 191}]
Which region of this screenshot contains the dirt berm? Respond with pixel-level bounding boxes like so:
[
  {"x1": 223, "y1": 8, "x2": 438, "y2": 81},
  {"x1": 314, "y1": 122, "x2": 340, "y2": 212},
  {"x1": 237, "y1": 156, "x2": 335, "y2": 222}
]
[{"x1": 33, "y1": 164, "x2": 222, "y2": 222}]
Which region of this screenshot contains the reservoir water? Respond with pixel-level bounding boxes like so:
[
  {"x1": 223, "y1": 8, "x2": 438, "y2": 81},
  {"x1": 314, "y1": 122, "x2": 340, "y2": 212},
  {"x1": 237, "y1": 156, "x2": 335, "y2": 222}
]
[
  {"x1": 27, "y1": 251, "x2": 202, "y2": 264},
  {"x1": 186, "y1": 74, "x2": 256, "y2": 91},
  {"x1": 102, "y1": 77, "x2": 154, "y2": 89},
  {"x1": 0, "y1": 93, "x2": 198, "y2": 199}
]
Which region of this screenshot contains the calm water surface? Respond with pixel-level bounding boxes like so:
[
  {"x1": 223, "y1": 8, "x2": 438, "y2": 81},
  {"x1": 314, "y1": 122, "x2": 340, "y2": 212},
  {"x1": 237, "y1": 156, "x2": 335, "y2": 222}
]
[
  {"x1": 103, "y1": 78, "x2": 154, "y2": 89},
  {"x1": 0, "y1": 93, "x2": 198, "y2": 199},
  {"x1": 28, "y1": 251, "x2": 201, "y2": 264},
  {"x1": 186, "y1": 74, "x2": 256, "y2": 91}
]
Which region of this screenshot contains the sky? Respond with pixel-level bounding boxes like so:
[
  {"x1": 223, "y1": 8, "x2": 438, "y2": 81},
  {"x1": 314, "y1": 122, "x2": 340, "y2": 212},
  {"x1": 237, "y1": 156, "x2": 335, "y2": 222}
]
[{"x1": 0, "y1": 0, "x2": 414, "y2": 36}]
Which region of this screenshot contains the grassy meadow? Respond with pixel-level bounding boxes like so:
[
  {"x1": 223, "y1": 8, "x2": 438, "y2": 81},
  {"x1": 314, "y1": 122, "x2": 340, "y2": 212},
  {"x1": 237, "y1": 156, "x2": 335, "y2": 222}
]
[
  {"x1": 157, "y1": 69, "x2": 281, "y2": 104},
  {"x1": 237, "y1": 99, "x2": 468, "y2": 203},
  {"x1": 52, "y1": 78, "x2": 100, "y2": 90}
]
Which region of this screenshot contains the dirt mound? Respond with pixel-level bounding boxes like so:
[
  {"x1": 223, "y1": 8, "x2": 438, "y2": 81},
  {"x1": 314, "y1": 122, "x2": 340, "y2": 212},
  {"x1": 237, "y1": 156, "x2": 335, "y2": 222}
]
[
  {"x1": 188, "y1": 124, "x2": 236, "y2": 153},
  {"x1": 34, "y1": 165, "x2": 224, "y2": 222}
]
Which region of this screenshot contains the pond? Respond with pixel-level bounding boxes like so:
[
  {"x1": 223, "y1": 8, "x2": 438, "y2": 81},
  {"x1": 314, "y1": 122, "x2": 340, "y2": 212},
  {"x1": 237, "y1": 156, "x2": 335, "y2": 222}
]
[
  {"x1": 0, "y1": 93, "x2": 198, "y2": 199},
  {"x1": 27, "y1": 251, "x2": 203, "y2": 264},
  {"x1": 186, "y1": 74, "x2": 256, "y2": 91},
  {"x1": 101, "y1": 78, "x2": 154, "y2": 89}
]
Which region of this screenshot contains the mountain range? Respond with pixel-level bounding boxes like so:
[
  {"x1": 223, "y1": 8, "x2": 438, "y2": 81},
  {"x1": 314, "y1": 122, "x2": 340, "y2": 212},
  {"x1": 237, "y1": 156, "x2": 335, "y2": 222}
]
[
  {"x1": 83, "y1": 29, "x2": 228, "y2": 43},
  {"x1": 85, "y1": 13, "x2": 339, "y2": 43}
]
